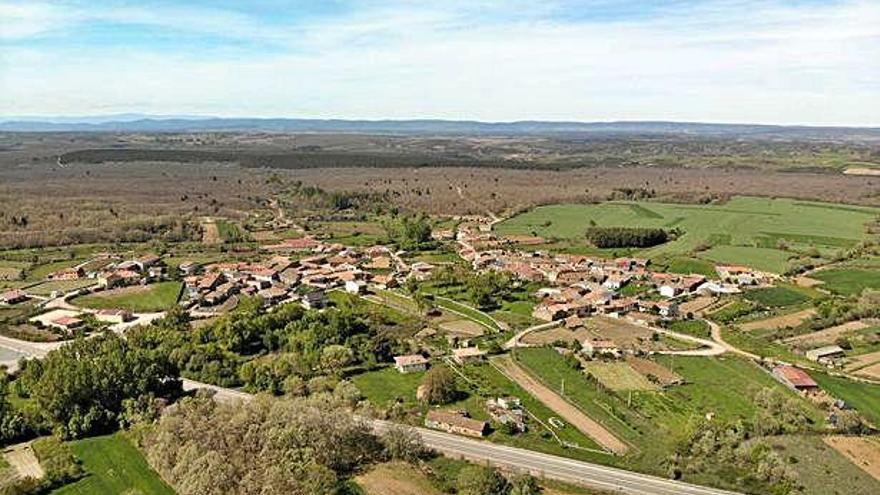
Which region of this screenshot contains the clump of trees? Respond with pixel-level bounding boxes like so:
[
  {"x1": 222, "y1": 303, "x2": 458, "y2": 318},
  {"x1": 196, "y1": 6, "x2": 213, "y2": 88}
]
[
  {"x1": 585, "y1": 226, "x2": 670, "y2": 248},
  {"x1": 140, "y1": 392, "x2": 412, "y2": 495},
  {"x1": 382, "y1": 214, "x2": 433, "y2": 250},
  {"x1": 14, "y1": 332, "x2": 181, "y2": 439},
  {"x1": 420, "y1": 366, "x2": 458, "y2": 405}
]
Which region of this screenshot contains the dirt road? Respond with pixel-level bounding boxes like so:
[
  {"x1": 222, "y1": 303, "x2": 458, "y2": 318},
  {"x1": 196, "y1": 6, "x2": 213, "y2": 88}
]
[{"x1": 492, "y1": 355, "x2": 629, "y2": 454}]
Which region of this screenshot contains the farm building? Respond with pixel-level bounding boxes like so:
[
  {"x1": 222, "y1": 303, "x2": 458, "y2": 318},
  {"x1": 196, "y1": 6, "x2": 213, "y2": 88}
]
[
  {"x1": 47, "y1": 267, "x2": 84, "y2": 281},
  {"x1": 582, "y1": 339, "x2": 620, "y2": 358},
  {"x1": 50, "y1": 316, "x2": 84, "y2": 332},
  {"x1": 425, "y1": 410, "x2": 489, "y2": 438},
  {"x1": 0, "y1": 289, "x2": 28, "y2": 305},
  {"x1": 486, "y1": 397, "x2": 527, "y2": 433},
  {"x1": 95, "y1": 309, "x2": 133, "y2": 324},
  {"x1": 772, "y1": 365, "x2": 819, "y2": 393},
  {"x1": 451, "y1": 347, "x2": 486, "y2": 365},
  {"x1": 393, "y1": 354, "x2": 429, "y2": 373},
  {"x1": 805, "y1": 345, "x2": 846, "y2": 364},
  {"x1": 344, "y1": 279, "x2": 367, "y2": 294},
  {"x1": 301, "y1": 290, "x2": 327, "y2": 309}
]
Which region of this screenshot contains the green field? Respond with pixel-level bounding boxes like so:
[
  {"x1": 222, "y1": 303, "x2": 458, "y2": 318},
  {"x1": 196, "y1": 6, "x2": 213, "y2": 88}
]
[
  {"x1": 514, "y1": 348, "x2": 824, "y2": 474},
  {"x1": 743, "y1": 286, "x2": 810, "y2": 308},
  {"x1": 495, "y1": 197, "x2": 877, "y2": 272},
  {"x1": 659, "y1": 257, "x2": 718, "y2": 277},
  {"x1": 813, "y1": 268, "x2": 880, "y2": 296},
  {"x1": 73, "y1": 281, "x2": 183, "y2": 312},
  {"x1": 350, "y1": 366, "x2": 425, "y2": 406},
  {"x1": 809, "y1": 372, "x2": 880, "y2": 426},
  {"x1": 667, "y1": 319, "x2": 711, "y2": 338},
  {"x1": 51, "y1": 434, "x2": 175, "y2": 495}
]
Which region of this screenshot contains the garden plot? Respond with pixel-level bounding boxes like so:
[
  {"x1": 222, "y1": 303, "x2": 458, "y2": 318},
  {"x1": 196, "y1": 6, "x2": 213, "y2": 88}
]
[
  {"x1": 738, "y1": 308, "x2": 816, "y2": 331},
  {"x1": 583, "y1": 361, "x2": 659, "y2": 391}
]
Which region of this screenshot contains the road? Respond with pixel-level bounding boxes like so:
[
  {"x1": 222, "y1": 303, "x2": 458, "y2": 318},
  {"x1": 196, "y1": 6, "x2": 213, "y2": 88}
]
[
  {"x1": 706, "y1": 320, "x2": 761, "y2": 360},
  {"x1": 372, "y1": 419, "x2": 739, "y2": 495},
  {"x1": 179, "y1": 376, "x2": 739, "y2": 495}
]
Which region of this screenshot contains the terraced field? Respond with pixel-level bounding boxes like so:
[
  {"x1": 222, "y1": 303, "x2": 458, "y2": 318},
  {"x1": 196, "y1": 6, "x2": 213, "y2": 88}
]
[{"x1": 496, "y1": 197, "x2": 878, "y2": 272}]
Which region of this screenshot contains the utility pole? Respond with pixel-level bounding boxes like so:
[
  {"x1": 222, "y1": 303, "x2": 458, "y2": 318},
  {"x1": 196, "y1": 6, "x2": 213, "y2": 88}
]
[{"x1": 561, "y1": 378, "x2": 565, "y2": 397}]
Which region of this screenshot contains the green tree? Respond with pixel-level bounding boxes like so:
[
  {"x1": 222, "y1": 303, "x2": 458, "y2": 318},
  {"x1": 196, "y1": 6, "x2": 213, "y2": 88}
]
[
  {"x1": 420, "y1": 366, "x2": 457, "y2": 405},
  {"x1": 456, "y1": 465, "x2": 510, "y2": 495}
]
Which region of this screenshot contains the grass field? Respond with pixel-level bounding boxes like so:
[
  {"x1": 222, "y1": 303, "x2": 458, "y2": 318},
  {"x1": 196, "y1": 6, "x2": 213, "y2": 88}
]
[
  {"x1": 809, "y1": 372, "x2": 880, "y2": 426},
  {"x1": 667, "y1": 319, "x2": 711, "y2": 338},
  {"x1": 660, "y1": 257, "x2": 717, "y2": 277},
  {"x1": 743, "y1": 286, "x2": 810, "y2": 308},
  {"x1": 514, "y1": 348, "x2": 824, "y2": 475},
  {"x1": 495, "y1": 197, "x2": 877, "y2": 273},
  {"x1": 813, "y1": 269, "x2": 880, "y2": 296},
  {"x1": 351, "y1": 366, "x2": 425, "y2": 406},
  {"x1": 51, "y1": 434, "x2": 174, "y2": 495},
  {"x1": 73, "y1": 281, "x2": 183, "y2": 312}
]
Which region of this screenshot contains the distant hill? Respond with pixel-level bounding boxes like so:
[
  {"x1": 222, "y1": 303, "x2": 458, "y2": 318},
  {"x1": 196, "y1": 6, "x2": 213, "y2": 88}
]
[{"x1": 1, "y1": 117, "x2": 879, "y2": 139}]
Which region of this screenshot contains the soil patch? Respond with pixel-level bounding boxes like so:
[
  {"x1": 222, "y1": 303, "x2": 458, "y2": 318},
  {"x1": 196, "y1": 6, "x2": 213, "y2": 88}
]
[
  {"x1": 823, "y1": 436, "x2": 880, "y2": 481},
  {"x1": 739, "y1": 308, "x2": 816, "y2": 331}
]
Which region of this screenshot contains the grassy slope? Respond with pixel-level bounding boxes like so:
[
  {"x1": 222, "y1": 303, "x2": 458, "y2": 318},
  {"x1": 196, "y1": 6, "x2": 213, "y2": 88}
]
[
  {"x1": 51, "y1": 434, "x2": 174, "y2": 495},
  {"x1": 514, "y1": 348, "x2": 824, "y2": 474},
  {"x1": 351, "y1": 366, "x2": 425, "y2": 407},
  {"x1": 809, "y1": 372, "x2": 880, "y2": 426},
  {"x1": 495, "y1": 197, "x2": 877, "y2": 273},
  {"x1": 813, "y1": 268, "x2": 880, "y2": 296},
  {"x1": 763, "y1": 435, "x2": 880, "y2": 495},
  {"x1": 73, "y1": 281, "x2": 183, "y2": 312}
]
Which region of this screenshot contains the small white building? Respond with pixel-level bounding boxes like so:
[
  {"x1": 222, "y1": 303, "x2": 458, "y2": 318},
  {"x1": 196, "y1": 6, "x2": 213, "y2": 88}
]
[
  {"x1": 393, "y1": 354, "x2": 429, "y2": 373},
  {"x1": 344, "y1": 279, "x2": 368, "y2": 295}
]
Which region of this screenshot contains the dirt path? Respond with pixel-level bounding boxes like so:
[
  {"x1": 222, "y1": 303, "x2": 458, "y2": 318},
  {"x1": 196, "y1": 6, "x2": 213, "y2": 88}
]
[
  {"x1": 2, "y1": 442, "x2": 44, "y2": 480},
  {"x1": 492, "y1": 355, "x2": 629, "y2": 454},
  {"x1": 707, "y1": 320, "x2": 761, "y2": 360},
  {"x1": 201, "y1": 217, "x2": 220, "y2": 244}
]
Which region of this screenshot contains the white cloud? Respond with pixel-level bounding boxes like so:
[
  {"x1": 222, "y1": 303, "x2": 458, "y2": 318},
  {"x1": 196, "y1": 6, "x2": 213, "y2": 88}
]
[{"x1": 0, "y1": 0, "x2": 878, "y2": 125}]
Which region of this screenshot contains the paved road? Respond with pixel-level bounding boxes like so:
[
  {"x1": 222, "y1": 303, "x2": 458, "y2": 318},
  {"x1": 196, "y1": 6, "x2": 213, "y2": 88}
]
[{"x1": 372, "y1": 419, "x2": 740, "y2": 495}]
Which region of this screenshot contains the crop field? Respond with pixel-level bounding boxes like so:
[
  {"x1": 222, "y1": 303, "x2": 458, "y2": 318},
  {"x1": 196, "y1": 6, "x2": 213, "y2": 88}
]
[
  {"x1": 51, "y1": 434, "x2": 174, "y2": 495},
  {"x1": 809, "y1": 373, "x2": 880, "y2": 426},
  {"x1": 496, "y1": 197, "x2": 878, "y2": 272},
  {"x1": 72, "y1": 281, "x2": 183, "y2": 312},
  {"x1": 26, "y1": 279, "x2": 96, "y2": 296},
  {"x1": 583, "y1": 361, "x2": 659, "y2": 391},
  {"x1": 813, "y1": 268, "x2": 880, "y2": 296}
]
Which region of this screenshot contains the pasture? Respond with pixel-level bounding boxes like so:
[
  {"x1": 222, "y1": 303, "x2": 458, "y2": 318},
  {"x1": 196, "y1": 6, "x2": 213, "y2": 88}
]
[
  {"x1": 813, "y1": 269, "x2": 880, "y2": 296},
  {"x1": 51, "y1": 434, "x2": 174, "y2": 495},
  {"x1": 743, "y1": 286, "x2": 810, "y2": 308},
  {"x1": 350, "y1": 366, "x2": 425, "y2": 407},
  {"x1": 72, "y1": 281, "x2": 183, "y2": 312},
  {"x1": 496, "y1": 197, "x2": 877, "y2": 272}
]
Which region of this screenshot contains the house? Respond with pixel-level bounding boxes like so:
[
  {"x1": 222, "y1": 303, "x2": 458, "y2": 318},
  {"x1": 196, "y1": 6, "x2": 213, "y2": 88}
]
[
  {"x1": 344, "y1": 279, "x2": 368, "y2": 295},
  {"x1": 655, "y1": 301, "x2": 679, "y2": 318},
  {"x1": 532, "y1": 303, "x2": 570, "y2": 322},
  {"x1": 279, "y1": 267, "x2": 301, "y2": 286},
  {"x1": 258, "y1": 287, "x2": 289, "y2": 304},
  {"x1": 178, "y1": 261, "x2": 201, "y2": 276},
  {"x1": 659, "y1": 284, "x2": 682, "y2": 298},
  {"x1": 772, "y1": 365, "x2": 819, "y2": 393},
  {"x1": 95, "y1": 309, "x2": 134, "y2": 324},
  {"x1": 198, "y1": 272, "x2": 225, "y2": 292},
  {"x1": 486, "y1": 397, "x2": 527, "y2": 433},
  {"x1": 135, "y1": 254, "x2": 162, "y2": 271},
  {"x1": 50, "y1": 315, "x2": 84, "y2": 331},
  {"x1": 602, "y1": 274, "x2": 630, "y2": 291},
  {"x1": 0, "y1": 289, "x2": 28, "y2": 305},
  {"x1": 393, "y1": 354, "x2": 429, "y2": 373},
  {"x1": 371, "y1": 274, "x2": 398, "y2": 290},
  {"x1": 302, "y1": 290, "x2": 327, "y2": 310},
  {"x1": 452, "y1": 347, "x2": 487, "y2": 364},
  {"x1": 425, "y1": 410, "x2": 489, "y2": 438},
  {"x1": 47, "y1": 267, "x2": 84, "y2": 281},
  {"x1": 805, "y1": 345, "x2": 846, "y2": 364},
  {"x1": 265, "y1": 236, "x2": 320, "y2": 252},
  {"x1": 582, "y1": 339, "x2": 620, "y2": 358}
]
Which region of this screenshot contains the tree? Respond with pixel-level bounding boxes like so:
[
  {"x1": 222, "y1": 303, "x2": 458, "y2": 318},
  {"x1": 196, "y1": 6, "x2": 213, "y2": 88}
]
[
  {"x1": 411, "y1": 290, "x2": 435, "y2": 316},
  {"x1": 508, "y1": 473, "x2": 540, "y2": 495},
  {"x1": 456, "y1": 465, "x2": 510, "y2": 495},
  {"x1": 320, "y1": 345, "x2": 354, "y2": 376},
  {"x1": 381, "y1": 425, "x2": 428, "y2": 463},
  {"x1": 16, "y1": 332, "x2": 181, "y2": 438},
  {"x1": 420, "y1": 366, "x2": 457, "y2": 405}
]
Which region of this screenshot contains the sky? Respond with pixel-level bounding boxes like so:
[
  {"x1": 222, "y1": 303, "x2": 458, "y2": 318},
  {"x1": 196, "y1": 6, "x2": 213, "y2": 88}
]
[{"x1": 0, "y1": 0, "x2": 878, "y2": 126}]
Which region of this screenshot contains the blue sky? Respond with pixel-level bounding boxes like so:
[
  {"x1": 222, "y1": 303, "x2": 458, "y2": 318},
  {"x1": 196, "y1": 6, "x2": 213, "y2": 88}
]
[{"x1": 1, "y1": 0, "x2": 878, "y2": 125}]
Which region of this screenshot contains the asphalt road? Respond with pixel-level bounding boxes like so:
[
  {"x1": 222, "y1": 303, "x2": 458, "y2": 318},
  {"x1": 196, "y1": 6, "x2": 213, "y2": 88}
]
[{"x1": 373, "y1": 419, "x2": 741, "y2": 495}]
